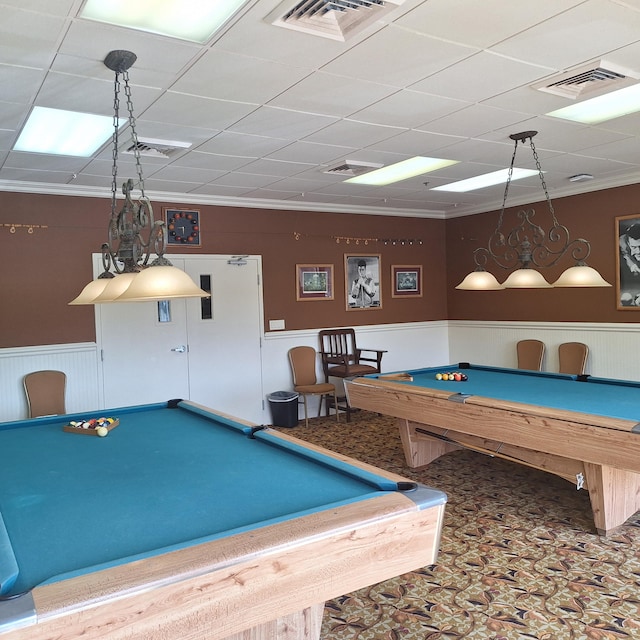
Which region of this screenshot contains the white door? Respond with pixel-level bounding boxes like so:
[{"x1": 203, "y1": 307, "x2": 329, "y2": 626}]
[
  {"x1": 183, "y1": 256, "x2": 264, "y2": 423},
  {"x1": 94, "y1": 255, "x2": 264, "y2": 423}
]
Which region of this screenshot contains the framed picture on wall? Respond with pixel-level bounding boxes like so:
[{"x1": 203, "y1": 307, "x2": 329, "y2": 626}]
[
  {"x1": 296, "y1": 264, "x2": 334, "y2": 301},
  {"x1": 164, "y1": 208, "x2": 201, "y2": 246},
  {"x1": 391, "y1": 265, "x2": 422, "y2": 298},
  {"x1": 345, "y1": 254, "x2": 381, "y2": 310},
  {"x1": 616, "y1": 214, "x2": 640, "y2": 309}
]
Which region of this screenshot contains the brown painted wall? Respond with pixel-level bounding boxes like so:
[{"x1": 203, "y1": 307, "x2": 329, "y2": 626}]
[
  {"x1": 0, "y1": 191, "x2": 447, "y2": 348},
  {"x1": 3, "y1": 182, "x2": 638, "y2": 350},
  {"x1": 446, "y1": 183, "x2": 640, "y2": 322}
]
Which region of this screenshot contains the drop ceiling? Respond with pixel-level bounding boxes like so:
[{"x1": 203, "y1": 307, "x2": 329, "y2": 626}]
[{"x1": 3, "y1": 0, "x2": 640, "y2": 219}]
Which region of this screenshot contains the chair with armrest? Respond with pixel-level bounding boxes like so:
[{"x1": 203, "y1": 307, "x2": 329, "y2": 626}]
[
  {"x1": 558, "y1": 342, "x2": 589, "y2": 375},
  {"x1": 318, "y1": 328, "x2": 386, "y2": 421},
  {"x1": 288, "y1": 346, "x2": 339, "y2": 428},
  {"x1": 516, "y1": 339, "x2": 545, "y2": 371},
  {"x1": 23, "y1": 370, "x2": 67, "y2": 418}
]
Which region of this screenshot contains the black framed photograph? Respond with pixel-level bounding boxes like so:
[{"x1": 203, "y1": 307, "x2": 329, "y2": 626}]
[
  {"x1": 164, "y1": 208, "x2": 201, "y2": 246},
  {"x1": 345, "y1": 254, "x2": 381, "y2": 310},
  {"x1": 391, "y1": 265, "x2": 422, "y2": 298},
  {"x1": 296, "y1": 264, "x2": 334, "y2": 301},
  {"x1": 616, "y1": 214, "x2": 640, "y2": 309}
]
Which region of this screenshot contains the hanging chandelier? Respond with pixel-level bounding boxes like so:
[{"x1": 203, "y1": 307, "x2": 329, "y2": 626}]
[
  {"x1": 70, "y1": 50, "x2": 208, "y2": 305},
  {"x1": 456, "y1": 131, "x2": 611, "y2": 291}
]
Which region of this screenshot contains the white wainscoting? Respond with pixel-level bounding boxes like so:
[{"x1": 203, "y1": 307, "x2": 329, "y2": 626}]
[
  {"x1": 3, "y1": 321, "x2": 640, "y2": 424},
  {"x1": 0, "y1": 343, "x2": 100, "y2": 422},
  {"x1": 448, "y1": 321, "x2": 640, "y2": 381}
]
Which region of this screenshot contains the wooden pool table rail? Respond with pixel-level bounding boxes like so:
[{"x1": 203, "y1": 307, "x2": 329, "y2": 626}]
[{"x1": 345, "y1": 377, "x2": 640, "y2": 535}]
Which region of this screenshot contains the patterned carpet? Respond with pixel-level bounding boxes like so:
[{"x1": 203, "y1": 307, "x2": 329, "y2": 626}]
[{"x1": 275, "y1": 411, "x2": 640, "y2": 640}]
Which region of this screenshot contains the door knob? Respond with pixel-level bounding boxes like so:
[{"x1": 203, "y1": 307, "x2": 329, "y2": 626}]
[{"x1": 171, "y1": 345, "x2": 187, "y2": 353}]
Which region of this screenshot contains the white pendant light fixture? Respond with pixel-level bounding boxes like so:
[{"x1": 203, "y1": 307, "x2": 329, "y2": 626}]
[
  {"x1": 69, "y1": 50, "x2": 209, "y2": 306},
  {"x1": 455, "y1": 131, "x2": 611, "y2": 291}
]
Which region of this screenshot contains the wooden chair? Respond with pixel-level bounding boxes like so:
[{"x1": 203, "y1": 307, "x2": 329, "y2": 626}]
[
  {"x1": 318, "y1": 328, "x2": 386, "y2": 421},
  {"x1": 288, "y1": 346, "x2": 339, "y2": 427},
  {"x1": 558, "y1": 342, "x2": 589, "y2": 375},
  {"x1": 23, "y1": 370, "x2": 67, "y2": 418},
  {"x1": 516, "y1": 339, "x2": 545, "y2": 371}
]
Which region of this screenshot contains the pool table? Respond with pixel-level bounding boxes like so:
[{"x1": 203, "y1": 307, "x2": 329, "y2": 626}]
[
  {"x1": 344, "y1": 363, "x2": 640, "y2": 536},
  {"x1": 0, "y1": 400, "x2": 446, "y2": 640}
]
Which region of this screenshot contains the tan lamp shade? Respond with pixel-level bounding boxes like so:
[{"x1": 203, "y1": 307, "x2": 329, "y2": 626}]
[
  {"x1": 115, "y1": 265, "x2": 209, "y2": 302},
  {"x1": 502, "y1": 268, "x2": 552, "y2": 289},
  {"x1": 552, "y1": 265, "x2": 612, "y2": 287},
  {"x1": 455, "y1": 270, "x2": 504, "y2": 290},
  {"x1": 68, "y1": 275, "x2": 113, "y2": 305},
  {"x1": 92, "y1": 273, "x2": 139, "y2": 303}
]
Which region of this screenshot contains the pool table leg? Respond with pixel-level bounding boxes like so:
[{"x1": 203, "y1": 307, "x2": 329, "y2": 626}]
[
  {"x1": 584, "y1": 463, "x2": 640, "y2": 535},
  {"x1": 223, "y1": 604, "x2": 323, "y2": 640},
  {"x1": 398, "y1": 419, "x2": 462, "y2": 468}
]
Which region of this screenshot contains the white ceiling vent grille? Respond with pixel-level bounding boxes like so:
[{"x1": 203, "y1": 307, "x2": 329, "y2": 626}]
[
  {"x1": 533, "y1": 61, "x2": 639, "y2": 99},
  {"x1": 122, "y1": 137, "x2": 192, "y2": 159},
  {"x1": 323, "y1": 160, "x2": 383, "y2": 176},
  {"x1": 267, "y1": 0, "x2": 405, "y2": 42}
]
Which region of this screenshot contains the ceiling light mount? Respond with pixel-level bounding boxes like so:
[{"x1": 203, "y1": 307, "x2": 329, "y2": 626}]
[
  {"x1": 69, "y1": 50, "x2": 208, "y2": 305},
  {"x1": 103, "y1": 50, "x2": 137, "y2": 74},
  {"x1": 456, "y1": 131, "x2": 611, "y2": 290}
]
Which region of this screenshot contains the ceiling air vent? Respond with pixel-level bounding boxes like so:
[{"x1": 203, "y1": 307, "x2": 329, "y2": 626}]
[
  {"x1": 533, "y1": 61, "x2": 638, "y2": 99},
  {"x1": 323, "y1": 160, "x2": 383, "y2": 177},
  {"x1": 266, "y1": 0, "x2": 406, "y2": 42},
  {"x1": 123, "y1": 137, "x2": 191, "y2": 159}
]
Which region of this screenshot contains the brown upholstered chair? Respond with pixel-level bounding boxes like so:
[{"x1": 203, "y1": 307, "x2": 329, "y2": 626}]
[
  {"x1": 23, "y1": 370, "x2": 67, "y2": 418},
  {"x1": 319, "y1": 328, "x2": 386, "y2": 421},
  {"x1": 288, "y1": 346, "x2": 339, "y2": 427},
  {"x1": 558, "y1": 342, "x2": 589, "y2": 375},
  {"x1": 516, "y1": 339, "x2": 545, "y2": 371}
]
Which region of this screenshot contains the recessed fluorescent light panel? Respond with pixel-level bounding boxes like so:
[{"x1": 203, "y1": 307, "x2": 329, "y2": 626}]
[
  {"x1": 80, "y1": 0, "x2": 251, "y2": 44},
  {"x1": 432, "y1": 168, "x2": 538, "y2": 192},
  {"x1": 14, "y1": 106, "x2": 117, "y2": 157},
  {"x1": 547, "y1": 83, "x2": 640, "y2": 124},
  {"x1": 345, "y1": 157, "x2": 458, "y2": 186}
]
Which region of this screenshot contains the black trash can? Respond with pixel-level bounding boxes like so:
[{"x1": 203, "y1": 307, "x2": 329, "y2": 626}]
[{"x1": 268, "y1": 391, "x2": 299, "y2": 428}]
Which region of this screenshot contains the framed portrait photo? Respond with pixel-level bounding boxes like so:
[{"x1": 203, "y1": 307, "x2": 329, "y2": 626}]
[
  {"x1": 296, "y1": 264, "x2": 334, "y2": 301},
  {"x1": 391, "y1": 265, "x2": 423, "y2": 298},
  {"x1": 616, "y1": 214, "x2": 640, "y2": 309},
  {"x1": 345, "y1": 254, "x2": 381, "y2": 310},
  {"x1": 164, "y1": 208, "x2": 201, "y2": 246}
]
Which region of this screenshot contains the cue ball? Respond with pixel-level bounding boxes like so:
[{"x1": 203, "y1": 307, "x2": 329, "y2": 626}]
[{"x1": 96, "y1": 426, "x2": 108, "y2": 437}]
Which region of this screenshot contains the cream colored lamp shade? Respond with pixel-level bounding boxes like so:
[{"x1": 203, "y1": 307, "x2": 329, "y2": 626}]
[
  {"x1": 553, "y1": 265, "x2": 612, "y2": 287},
  {"x1": 455, "y1": 270, "x2": 504, "y2": 290},
  {"x1": 68, "y1": 275, "x2": 114, "y2": 305},
  {"x1": 502, "y1": 268, "x2": 552, "y2": 289},
  {"x1": 115, "y1": 265, "x2": 209, "y2": 301},
  {"x1": 91, "y1": 273, "x2": 139, "y2": 303}
]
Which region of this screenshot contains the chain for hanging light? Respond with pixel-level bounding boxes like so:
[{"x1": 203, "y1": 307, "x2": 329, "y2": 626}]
[{"x1": 101, "y1": 50, "x2": 168, "y2": 278}]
